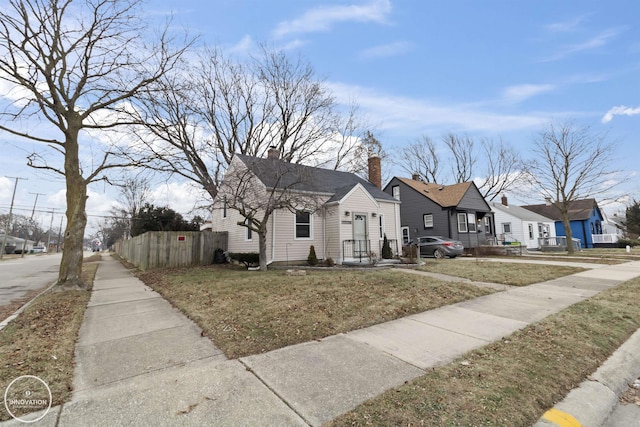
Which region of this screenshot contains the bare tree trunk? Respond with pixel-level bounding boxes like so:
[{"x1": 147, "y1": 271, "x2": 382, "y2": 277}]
[
  {"x1": 56, "y1": 128, "x2": 88, "y2": 290},
  {"x1": 258, "y1": 229, "x2": 268, "y2": 270},
  {"x1": 562, "y1": 215, "x2": 575, "y2": 254}
]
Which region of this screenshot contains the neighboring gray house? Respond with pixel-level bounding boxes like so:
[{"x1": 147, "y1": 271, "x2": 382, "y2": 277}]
[
  {"x1": 383, "y1": 177, "x2": 494, "y2": 249},
  {"x1": 491, "y1": 196, "x2": 556, "y2": 249}
]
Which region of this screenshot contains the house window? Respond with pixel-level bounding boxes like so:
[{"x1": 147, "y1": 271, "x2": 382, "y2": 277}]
[
  {"x1": 379, "y1": 214, "x2": 384, "y2": 239},
  {"x1": 222, "y1": 196, "x2": 227, "y2": 219},
  {"x1": 401, "y1": 226, "x2": 410, "y2": 245},
  {"x1": 392, "y1": 185, "x2": 400, "y2": 200},
  {"x1": 528, "y1": 224, "x2": 534, "y2": 239},
  {"x1": 502, "y1": 223, "x2": 511, "y2": 234},
  {"x1": 244, "y1": 219, "x2": 252, "y2": 241},
  {"x1": 295, "y1": 210, "x2": 311, "y2": 239},
  {"x1": 484, "y1": 216, "x2": 492, "y2": 234},
  {"x1": 467, "y1": 213, "x2": 477, "y2": 232},
  {"x1": 423, "y1": 214, "x2": 433, "y2": 229},
  {"x1": 457, "y1": 213, "x2": 468, "y2": 233}
]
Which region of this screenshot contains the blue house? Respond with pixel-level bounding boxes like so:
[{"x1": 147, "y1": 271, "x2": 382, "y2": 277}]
[{"x1": 522, "y1": 199, "x2": 604, "y2": 249}]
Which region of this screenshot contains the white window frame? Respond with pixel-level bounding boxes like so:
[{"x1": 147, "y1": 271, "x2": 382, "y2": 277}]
[
  {"x1": 457, "y1": 213, "x2": 468, "y2": 233},
  {"x1": 401, "y1": 226, "x2": 410, "y2": 245},
  {"x1": 244, "y1": 218, "x2": 252, "y2": 241},
  {"x1": 221, "y1": 196, "x2": 227, "y2": 219},
  {"x1": 392, "y1": 185, "x2": 400, "y2": 200},
  {"x1": 294, "y1": 210, "x2": 312, "y2": 240},
  {"x1": 484, "y1": 216, "x2": 492, "y2": 234},
  {"x1": 502, "y1": 223, "x2": 511, "y2": 234},
  {"x1": 528, "y1": 223, "x2": 534, "y2": 239},
  {"x1": 423, "y1": 213, "x2": 433, "y2": 229},
  {"x1": 379, "y1": 214, "x2": 385, "y2": 239},
  {"x1": 467, "y1": 213, "x2": 477, "y2": 232}
]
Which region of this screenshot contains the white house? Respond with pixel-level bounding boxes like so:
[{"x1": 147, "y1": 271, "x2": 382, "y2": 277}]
[
  {"x1": 491, "y1": 196, "x2": 556, "y2": 249},
  {"x1": 210, "y1": 149, "x2": 402, "y2": 265}
]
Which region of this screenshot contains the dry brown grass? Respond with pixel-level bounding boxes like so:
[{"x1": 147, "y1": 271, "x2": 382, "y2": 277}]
[
  {"x1": 138, "y1": 266, "x2": 495, "y2": 358},
  {"x1": 328, "y1": 276, "x2": 640, "y2": 427},
  {"x1": 0, "y1": 257, "x2": 99, "y2": 421},
  {"x1": 418, "y1": 259, "x2": 585, "y2": 286}
]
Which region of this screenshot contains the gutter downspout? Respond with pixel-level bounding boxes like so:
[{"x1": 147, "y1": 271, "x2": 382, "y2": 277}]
[
  {"x1": 270, "y1": 210, "x2": 276, "y2": 264},
  {"x1": 322, "y1": 206, "x2": 326, "y2": 261}
]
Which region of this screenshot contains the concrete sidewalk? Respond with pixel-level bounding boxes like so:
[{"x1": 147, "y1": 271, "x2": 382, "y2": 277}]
[{"x1": 4, "y1": 256, "x2": 640, "y2": 426}]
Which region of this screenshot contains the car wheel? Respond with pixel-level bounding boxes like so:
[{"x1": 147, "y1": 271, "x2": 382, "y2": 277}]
[
  {"x1": 433, "y1": 248, "x2": 445, "y2": 259},
  {"x1": 449, "y1": 255, "x2": 457, "y2": 258}
]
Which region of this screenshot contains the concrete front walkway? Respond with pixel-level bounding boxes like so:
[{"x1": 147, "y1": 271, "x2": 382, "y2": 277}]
[{"x1": 4, "y1": 256, "x2": 640, "y2": 426}]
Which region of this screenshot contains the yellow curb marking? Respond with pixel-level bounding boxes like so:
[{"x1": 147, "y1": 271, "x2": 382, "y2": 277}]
[{"x1": 542, "y1": 408, "x2": 582, "y2": 427}]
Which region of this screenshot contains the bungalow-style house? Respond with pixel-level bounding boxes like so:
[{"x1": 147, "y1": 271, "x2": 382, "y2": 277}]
[
  {"x1": 490, "y1": 196, "x2": 556, "y2": 249},
  {"x1": 382, "y1": 176, "x2": 495, "y2": 249},
  {"x1": 522, "y1": 198, "x2": 604, "y2": 249},
  {"x1": 210, "y1": 149, "x2": 401, "y2": 265}
]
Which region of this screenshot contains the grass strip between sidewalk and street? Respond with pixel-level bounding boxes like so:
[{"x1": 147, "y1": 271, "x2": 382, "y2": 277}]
[
  {"x1": 0, "y1": 255, "x2": 100, "y2": 422},
  {"x1": 138, "y1": 266, "x2": 496, "y2": 359},
  {"x1": 418, "y1": 260, "x2": 585, "y2": 286},
  {"x1": 327, "y1": 275, "x2": 640, "y2": 427}
]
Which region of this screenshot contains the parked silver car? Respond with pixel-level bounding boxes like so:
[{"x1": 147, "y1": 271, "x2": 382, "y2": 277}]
[{"x1": 411, "y1": 236, "x2": 464, "y2": 259}]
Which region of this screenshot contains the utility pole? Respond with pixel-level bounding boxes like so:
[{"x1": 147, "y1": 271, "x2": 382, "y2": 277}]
[
  {"x1": 47, "y1": 209, "x2": 57, "y2": 252},
  {"x1": 1, "y1": 177, "x2": 27, "y2": 260},
  {"x1": 21, "y1": 192, "x2": 46, "y2": 257}
]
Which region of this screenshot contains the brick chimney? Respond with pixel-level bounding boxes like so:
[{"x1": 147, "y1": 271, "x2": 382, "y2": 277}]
[
  {"x1": 412, "y1": 173, "x2": 420, "y2": 181},
  {"x1": 267, "y1": 146, "x2": 280, "y2": 159},
  {"x1": 368, "y1": 154, "x2": 382, "y2": 189},
  {"x1": 501, "y1": 195, "x2": 508, "y2": 206}
]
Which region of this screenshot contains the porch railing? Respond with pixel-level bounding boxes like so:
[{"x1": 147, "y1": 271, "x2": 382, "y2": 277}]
[
  {"x1": 538, "y1": 236, "x2": 582, "y2": 251},
  {"x1": 343, "y1": 239, "x2": 371, "y2": 262},
  {"x1": 592, "y1": 234, "x2": 619, "y2": 244}
]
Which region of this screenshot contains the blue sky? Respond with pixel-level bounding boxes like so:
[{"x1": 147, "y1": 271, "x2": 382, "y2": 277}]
[{"x1": 1, "y1": 0, "x2": 639, "y2": 235}]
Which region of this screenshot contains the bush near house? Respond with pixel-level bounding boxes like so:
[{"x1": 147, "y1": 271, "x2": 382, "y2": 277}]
[
  {"x1": 307, "y1": 245, "x2": 318, "y2": 266},
  {"x1": 382, "y1": 234, "x2": 393, "y2": 259},
  {"x1": 228, "y1": 252, "x2": 259, "y2": 268}
]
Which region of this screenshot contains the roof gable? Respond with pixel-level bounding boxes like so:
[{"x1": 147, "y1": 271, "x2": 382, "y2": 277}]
[
  {"x1": 491, "y1": 202, "x2": 555, "y2": 222},
  {"x1": 522, "y1": 198, "x2": 600, "y2": 221},
  {"x1": 394, "y1": 178, "x2": 488, "y2": 209},
  {"x1": 234, "y1": 154, "x2": 397, "y2": 203}
]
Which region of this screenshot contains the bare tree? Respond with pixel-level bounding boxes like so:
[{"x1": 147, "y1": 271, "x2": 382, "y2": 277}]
[
  {"x1": 220, "y1": 156, "x2": 325, "y2": 270},
  {"x1": 475, "y1": 138, "x2": 528, "y2": 201},
  {"x1": 0, "y1": 0, "x2": 190, "y2": 289},
  {"x1": 443, "y1": 133, "x2": 476, "y2": 183},
  {"x1": 528, "y1": 121, "x2": 624, "y2": 254},
  {"x1": 399, "y1": 135, "x2": 441, "y2": 183},
  {"x1": 133, "y1": 45, "x2": 366, "y2": 204}
]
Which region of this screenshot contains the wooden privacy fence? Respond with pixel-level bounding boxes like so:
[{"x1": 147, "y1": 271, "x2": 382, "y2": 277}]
[{"x1": 115, "y1": 231, "x2": 228, "y2": 270}]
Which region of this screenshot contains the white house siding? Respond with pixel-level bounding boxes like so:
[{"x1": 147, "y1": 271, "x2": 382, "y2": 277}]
[
  {"x1": 271, "y1": 208, "x2": 325, "y2": 263},
  {"x1": 492, "y1": 205, "x2": 556, "y2": 249},
  {"x1": 324, "y1": 206, "x2": 341, "y2": 261}
]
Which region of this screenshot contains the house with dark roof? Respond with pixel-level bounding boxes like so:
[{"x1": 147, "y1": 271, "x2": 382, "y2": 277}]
[
  {"x1": 210, "y1": 149, "x2": 401, "y2": 264},
  {"x1": 382, "y1": 177, "x2": 494, "y2": 249},
  {"x1": 522, "y1": 198, "x2": 604, "y2": 249},
  {"x1": 491, "y1": 196, "x2": 556, "y2": 249}
]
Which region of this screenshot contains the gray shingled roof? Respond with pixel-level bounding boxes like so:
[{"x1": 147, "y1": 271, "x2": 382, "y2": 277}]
[
  {"x1": 491, "y1": 202, "x2": 554, "y2": 222},
  {"x1": 236, "y1": 154, "x2": 397, "y2": 203},
  {"x1": 522, "y1": 198, "x2": 599, "y2": 221}
]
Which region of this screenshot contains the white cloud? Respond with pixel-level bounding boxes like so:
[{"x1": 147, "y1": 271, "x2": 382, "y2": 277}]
[
  {"x1": 272, "y1": 0, "x2": 391, "y2": 39},
  {"x1": 327, "y1": 82, "x2": 547, "y2": 134},
  {"x1": 545, "y1": 15, "x2": 589, "y2": 33},
  {"x1": 227, "y1": 35, "x2": 253, "y2": 55},
  {"x1": 150, "y1": 181, "x2": 208, "y2": 216},
  {"x1": 601, "y1": 105, "x2": 640, "y2": 123},
  {"x1": 358, "y1": 41, "x2": 412, "y2": 60},
  {"x1": 543, "y1": 29, "x2": 621, "y2": 62},
  {"x1": 502, "y1": 84, "x2": 556, "y2": 103}
]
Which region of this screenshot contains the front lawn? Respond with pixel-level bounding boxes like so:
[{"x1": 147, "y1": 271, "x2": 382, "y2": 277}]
[
  {"x1": 418, "y1": 259, "x2": 586, "y2": 286},
  {"x1": 137, "y1": 267, "x2": 496, "y2": 359}
]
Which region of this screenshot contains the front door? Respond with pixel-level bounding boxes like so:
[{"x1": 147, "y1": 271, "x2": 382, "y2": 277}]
[{"x1": 353, "y1": 213, "x2": 368, "y2": 257}]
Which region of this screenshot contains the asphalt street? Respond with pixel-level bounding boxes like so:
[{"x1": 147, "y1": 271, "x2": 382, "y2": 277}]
[{"x1": 0, "y1": 252, "x2": 62, "y2": 308}]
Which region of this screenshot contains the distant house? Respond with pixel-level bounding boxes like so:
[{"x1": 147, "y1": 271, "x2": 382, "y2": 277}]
[
  {"x1": 382, "y1": 177, "x2": 494, "y2": 249},
  {"x1": 522, "y1": 198, "x2": 604, "y2": 249},
  {"x1": 210, "y1": 150, "x2": 402, "y2": 265},
  {"x1": 490, "y1": 196, "x2": 556, "y2": 249}
]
